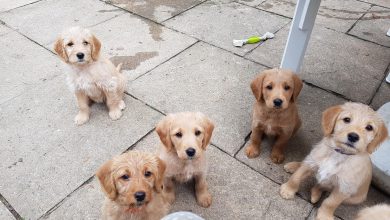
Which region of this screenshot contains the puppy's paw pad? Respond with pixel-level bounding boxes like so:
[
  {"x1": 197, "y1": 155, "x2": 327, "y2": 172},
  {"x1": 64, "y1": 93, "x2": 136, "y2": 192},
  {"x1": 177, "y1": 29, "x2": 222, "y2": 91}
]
[
  {"x1": 109, "y1": 110, "x2": 122, "y2": 120},
  {"x1": 197, "y1": 193, "x2": 212, "y2": 208},
  {"x1": 74, "y1": 113, "x2": 89, "y2": 125},
  {"x1": 119, "y1": 100, "x2": 126, "y2": 110},
  {"x1": 280, "y1": 183, "x2": 295, "y2": 200},
  {"x1": 245, "y1": 145, "x2": 261, "y2": 158},
  {"x1": 271, "y1": 152, "x2": 285, "y2": 164}
]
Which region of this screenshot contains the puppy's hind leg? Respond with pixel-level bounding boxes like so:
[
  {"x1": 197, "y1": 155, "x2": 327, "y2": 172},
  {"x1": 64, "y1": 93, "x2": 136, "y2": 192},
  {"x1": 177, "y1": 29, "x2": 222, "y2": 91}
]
[
  {"x1": 316, "y1": 189, "x2": 347, "y2": 220},
  {"x1": 310, "y1": 184, "x2": 323, "y2": 203},
  {"x1": 195, "y1": 174, "x2": 212, "y2": 208},
  {"x1": 163, "y1": 177, "x2": 176, "y2": 205},
  {"x1": 246, "y1": 125, "x2": 263, "y2": 158}
]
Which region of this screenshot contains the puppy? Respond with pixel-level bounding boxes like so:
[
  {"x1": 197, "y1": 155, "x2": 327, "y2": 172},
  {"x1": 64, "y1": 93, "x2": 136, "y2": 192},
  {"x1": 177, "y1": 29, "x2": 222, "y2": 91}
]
[
  {"x1": 156, "y1": 112, "x2": 214, "y2": 208},
  {"x1": 96, "y1": 151, "x2": 169, "y2": 220},
  {"x1": 245, "y1": 68, "x2": 303, "y2": 163},
  {"x1": 355, "y1": 204, "x2": 390, "y2": 220},
  {"x1": 54, "y1": 26, "x2": 126, "y2": 125},
  {"x1": 280, "y1": 103, "x2": 388, "y2": 220}
]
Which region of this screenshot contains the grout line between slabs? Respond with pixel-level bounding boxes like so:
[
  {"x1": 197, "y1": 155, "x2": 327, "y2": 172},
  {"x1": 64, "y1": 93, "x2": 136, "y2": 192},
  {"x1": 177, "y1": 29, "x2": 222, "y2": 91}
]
[
  {"x1": 368, "y1": 62, "x2": 390, "y2": 107},
  {"x1": 0, "y1": 193, "x2": 22, "y2": 220},
  {"x1": 160, "y1": 0, "x2": 208, "y2": 23},
  {"x1": 0, "y1": 0, "x2": 43, "y2": 14},
  {"x1": 356, "y1": 0, "x2": 390, "y2": 9}
]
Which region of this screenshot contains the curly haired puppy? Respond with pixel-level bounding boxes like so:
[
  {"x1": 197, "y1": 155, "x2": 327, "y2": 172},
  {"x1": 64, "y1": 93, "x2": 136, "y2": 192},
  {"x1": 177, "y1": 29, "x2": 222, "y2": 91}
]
[
  {"x1": 156, "y1": 112, "x2": 214, "y2": 208},
  {"x1": 96, "y1": 151, "x2": 169, "y2": 220},
  {"x1": 280, "y1": 102, "x2": 388, "y2": 220},
  {"x1": 245, "y1": 68, "x2": 303, "y2": 163},
  {"x1": 355, "y1": 204, "x2": 390, "y2": 220},
  {"x1": 54, "y1": 26, "x2": 126, "y2": 125}
]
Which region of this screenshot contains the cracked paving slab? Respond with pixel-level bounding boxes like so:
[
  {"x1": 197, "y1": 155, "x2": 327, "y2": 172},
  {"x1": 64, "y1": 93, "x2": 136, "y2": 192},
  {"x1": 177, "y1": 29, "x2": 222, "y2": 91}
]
[
  {"x1": 0, "y1": 74, "x2": 162, "y2": 219},
  {"x1": 246, "y1": 25, "x2": 390, "y2": 103},
  {"x1": 46, "y1": 133, "x2": 312, "y2": 220},
  {"x1": 128, "y1": 42, "x2": 265, "y2": 155}
]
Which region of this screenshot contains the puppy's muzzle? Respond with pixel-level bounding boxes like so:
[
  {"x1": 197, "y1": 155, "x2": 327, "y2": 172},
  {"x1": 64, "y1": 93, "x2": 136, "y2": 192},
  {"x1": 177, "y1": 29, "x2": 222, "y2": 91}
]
[
  {"x1": 76, "y1": 52, "x2": 85, "y2": 61},
  {"x1": 185, "y1": 147, "x2": 196, "y2": 158},
  {"x1": 273, "y1": 98, "x2": 283, "y2": 108}
]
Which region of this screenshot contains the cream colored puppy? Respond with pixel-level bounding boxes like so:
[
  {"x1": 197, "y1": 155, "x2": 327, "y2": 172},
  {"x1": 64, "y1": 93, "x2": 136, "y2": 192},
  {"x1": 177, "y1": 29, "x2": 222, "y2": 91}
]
[
  {"x1": 96, "y1": 151, "x2": 169, "y2": 220},
  {"x1": 355, "y1": 204, "x2": 390, "y2": 220},
  {"x1": 280, "y1": 103, "x2": 388, "y2": 220},
  {"x1": 156, "y1": 112, "x2": 214, "y2": 208},
  {"x1": 54, "y1": 26, "x2": 126, "y2": 125}
]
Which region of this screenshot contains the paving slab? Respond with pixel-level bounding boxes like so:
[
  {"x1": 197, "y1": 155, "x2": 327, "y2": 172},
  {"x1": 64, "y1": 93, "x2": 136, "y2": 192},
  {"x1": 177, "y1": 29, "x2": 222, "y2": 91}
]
[
  {"x1": 0, "y1": 0, "x2": 124, "y2": 45},
  {"x1": 0, "y1": 0, "x2": 38, "y2": 12},
  {"x1": 237, "y1": 0, "x2": 266, "y2": 7},
  {"x1": 128, "y1": 42, "x2": 265, "y2": 155},
  {"x1": 361, "y1": 0, "x2": 390, "y2": 8},
  {"x1": 47, "y1": 13, "x2": 197, "y2": 81},
  {"x1": 0, "y1": 74, "x2": 162, "y2": 219},
  {"x1": 163, "y1": 0, "x2": 290, "y2": 56},
  {"x1": 48, "y1": 133, "x2": 312, "y2": 220},
  {"x1": 236, "y1": 84, "x2": 346, "y2": 199},
  {"x1": 0, "y1": 30, "x2": 64, "y2": 105},
  {"x1": 258, "y1": 0, "x2": 371, "y2": 33},
  {"x1": 0, "y1": 202, "x2": 14, "y2": 220},
  {"x1": 246, "y1": 25, "x2": 390, "y2": 103},
  {"x1": 104, "y1": 0, "x2": 205, "y2": 23},
  {"x1": 349, "y1": 6, "x2": 390, "y2": 47},
  {"x1": 371, "y1": 80, "x2": 390, "y2": 110},
  {"x1": 0, "y1": 24, "x2": 13, "y2": 36}
]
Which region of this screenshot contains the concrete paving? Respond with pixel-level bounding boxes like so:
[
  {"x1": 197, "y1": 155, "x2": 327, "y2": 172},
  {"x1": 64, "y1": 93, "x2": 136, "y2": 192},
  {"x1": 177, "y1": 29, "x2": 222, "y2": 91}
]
[{"x1": 0, "y1": 0, "x2": 389, "y2": 219}]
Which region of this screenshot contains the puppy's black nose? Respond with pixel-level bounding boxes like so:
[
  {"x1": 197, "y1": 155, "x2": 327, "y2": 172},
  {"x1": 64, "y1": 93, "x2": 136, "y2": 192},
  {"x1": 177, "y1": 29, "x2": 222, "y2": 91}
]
[
  {"x1": 348, "y1": 132, "x2": 359, "y2": 143},
  {"x1": 273, "y1": 99, "x2": 283, "y2": 107},
  {"x1": 185, "y1": 148, "x2": 196, "y2": 157},
  {"x1": 76, "y1": 52, "x2": 84, "y2": 59},
  {"x1": 134, "y1": 191, "x2": 146, "y2": 202}
]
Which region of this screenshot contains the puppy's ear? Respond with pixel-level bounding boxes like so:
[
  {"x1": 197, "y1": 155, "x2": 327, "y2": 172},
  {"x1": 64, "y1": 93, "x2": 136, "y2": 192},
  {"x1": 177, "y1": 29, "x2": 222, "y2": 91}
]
[
  {"x1": 96, "y1": 159, "x2": 117, "y2": 200},
  {"x1": 154, "y1": 157, "x2": 166, "y2": 193},
  {"x1": 156, "y1": 115, "x2": 173, "y2": 151},
  {"x1": 198, "y1": 113, "x2": 215, "y2": 150},
  {"x1": 91, "y1": 35, "x2": 101, "y2": 61},
  {"x1": 54, "y1": 38, "x2": 68, "y2": 62},
  {"x1": 291, "y1": 73, "x2": 303, "y2": 102},
  {"x1": 250, "y1": 72, "x2": 266, "y2": 102},
  {"x1": 367, "y1": 122, "x2": 388, "y2": 154},
  {"x1": 321, "y1": 105, "x2": 342, "y2": 137}
]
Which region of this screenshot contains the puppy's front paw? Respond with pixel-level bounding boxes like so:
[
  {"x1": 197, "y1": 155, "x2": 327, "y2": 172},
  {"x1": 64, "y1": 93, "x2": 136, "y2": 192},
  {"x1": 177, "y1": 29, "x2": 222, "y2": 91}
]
[
  {"x1": 245, "y1": 144, "x2": 261, "y2": 158},
  {"x1": 284, "y1": 162, "x2": 301, "y2": 174},
  {"x1": 271, "y1": 151, "x2": 285, "y2": 164},
  {"x1": 196, "y1": 191, "x2": 212, "y2": 208},
  {"x1": 119, "y1": 100, "x2": 126, "y2": 110},
  {"x1": 316, "y1": 210, "x2": 334, "y2": 220},
  {"x1": 109, "y1": 109, "x2": 122, "y2": 120},
  {"x1": 74, "y1": 112, "x2": 89, "y2": 125},
  {"x1": 280, "y1": 183, "x2": 295, "y2": 200}
]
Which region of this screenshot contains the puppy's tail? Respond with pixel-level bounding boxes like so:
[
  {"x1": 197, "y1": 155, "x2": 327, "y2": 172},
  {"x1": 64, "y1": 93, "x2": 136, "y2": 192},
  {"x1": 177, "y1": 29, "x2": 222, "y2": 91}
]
[{"x1": 116, "y1": 63, "x2": 123, "y2": 73}]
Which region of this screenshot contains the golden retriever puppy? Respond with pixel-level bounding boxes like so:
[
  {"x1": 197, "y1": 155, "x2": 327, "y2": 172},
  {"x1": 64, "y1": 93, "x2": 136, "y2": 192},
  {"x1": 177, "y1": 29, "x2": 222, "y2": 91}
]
[
  {"x1": 96, "y1": 151, "x2": 169, "y2": 220},
  {"x1": 355, "y1": 204, "x2": 390, "y2": 220},
  {"x1": 245, "y1": 68, "x2": 303, "y2": 163},
  {"x1": 54, "y1": 26, "x2": 126, "y2": 125},
  {"x1": 280, "y1": 102, "x2": 388, "y2": 220},
  {"x1": 156, "y1": 112, "x2": 214, "y2": 208}
]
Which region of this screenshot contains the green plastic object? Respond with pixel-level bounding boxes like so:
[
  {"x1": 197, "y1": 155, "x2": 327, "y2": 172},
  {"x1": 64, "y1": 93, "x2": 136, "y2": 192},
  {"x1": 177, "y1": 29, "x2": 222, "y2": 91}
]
[{"x1": 246, "y1": 36, "x2": 261, "y2": 44}]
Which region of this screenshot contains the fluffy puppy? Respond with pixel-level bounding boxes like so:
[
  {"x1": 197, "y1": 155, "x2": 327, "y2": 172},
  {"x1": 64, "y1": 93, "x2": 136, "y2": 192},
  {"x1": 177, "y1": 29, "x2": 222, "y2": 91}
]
[
  {"x1": 54, "y1": 26, "x2": 126, "y2": 125},
  {"x1": 355, "y1": 204, "x2": 390, "y2": 220},
  {"x1": 96, "y1": 151, "x2": 169, "y2": 220},
  {"x1": 245, "y1": 68, "x2": 303, "y2": 163},
  {"x1": 156, "y1": 112, "x2": 214, "y2": 208},
  {"x1": 280, "y1": 102, "x2": 388, "y2": 220}
]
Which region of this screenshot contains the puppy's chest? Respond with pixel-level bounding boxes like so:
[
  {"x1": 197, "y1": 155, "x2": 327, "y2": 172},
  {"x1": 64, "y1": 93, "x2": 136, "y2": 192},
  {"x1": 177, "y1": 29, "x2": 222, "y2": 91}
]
[
  {"x1": 174, "y1": 163, "x2": 202, "y2": 183},
  {"x1": 316, "y1": 154, "x2": 345, "y2": 184}
]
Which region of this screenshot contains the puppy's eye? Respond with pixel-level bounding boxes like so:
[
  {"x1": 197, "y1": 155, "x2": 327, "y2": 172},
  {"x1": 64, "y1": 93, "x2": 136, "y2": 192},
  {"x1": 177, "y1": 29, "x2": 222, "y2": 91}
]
[
  {"x1": 195, "y1": 130, "x2": 201, "y2": 136},
  {"x1": 175, "y1": 132, "x2": 182, "y2": 138},
  {"x1": 144, "y1": 171, "x2": 152, "y2": 177},
  {"x1": 343, "y1": 117, "x2": 351, "y2": 123},
  {"x1": 83, "y1": 41, "x2": 89, "y2": 45},
  {"x1": 266, "y1": 85, "x2": 272, "y2": 90},
  {"x1": 121, "y1": 174, "x2": 129, "y2": 180},
  {"x1": 67, "y1": 42, "x2": 74, "y2": 47},
  {"x1": 365, "y1": 125, "x2": 373, "y2": 131},
  {"x1": 284, "y1": 85, "x2": 290, "y2": 90}
]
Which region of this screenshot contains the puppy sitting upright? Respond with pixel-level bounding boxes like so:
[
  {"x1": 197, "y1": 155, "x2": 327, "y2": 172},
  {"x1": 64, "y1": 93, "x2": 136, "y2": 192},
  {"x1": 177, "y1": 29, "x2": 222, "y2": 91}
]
[
  {"x1": 156, "y1": 112, "x2": 214, "y2": 208},
  {"x1": 280, "y1": 103, "x2": 388, "y2": 220},
  {"x1": 54, "y1": 27, "x2": 126, "y2": 125},
  {"x1": 245, "y1": 68, "x2": 303, "y2": 163},
  {"x1": 96, "y1": 151, "x2": 168, "y2": 220}
]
